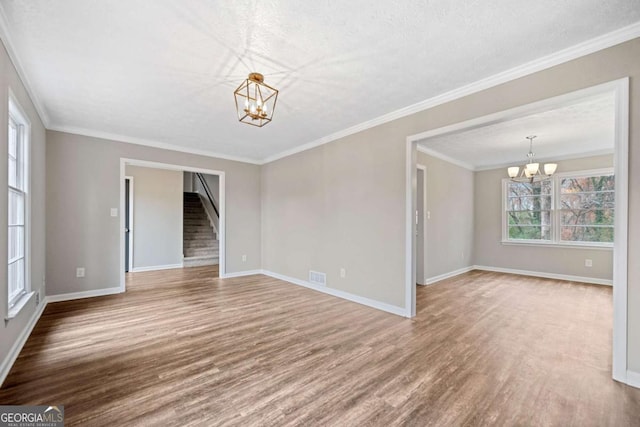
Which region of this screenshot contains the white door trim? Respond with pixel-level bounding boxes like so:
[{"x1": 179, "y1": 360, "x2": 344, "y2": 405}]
[
  {"x1": 404, "y1": 77, "x2": 629, "y2": 385},
  {"x1": 416, "y1": 164, "x2": 427, "y2": 286},
  {"x1": 124, "y1": 175, "x2": 134, "y2": 272},
  {"x1": 119, "y1": 158, "x2": 226, "y2": 291}
]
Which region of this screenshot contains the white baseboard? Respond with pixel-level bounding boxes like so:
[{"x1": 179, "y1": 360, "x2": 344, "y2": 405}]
[
  {"x1": 220, "y1": 270, "x2": 262, "y2": 279},
  {"x1": 0, "y1": 297, "x2": 48, "y2": 386},
  {"x1": 473, "y1": 265, "x2": 612, "y2": 286},
  {"x1": 47, "y1": 286, "x2": 123, "y2": 303},
  {"x1": 626, "y1": 370, "x2": 640, "y2": 389},
  {"x1": 130, "y1": 263, "x2": 183, "y2": 273},
  {"x1": 261, "y1": 270, "x2": 408, "y2": 317},
  {"x1": 424, "y1": 266, "x2": 474, "y2": 285}
]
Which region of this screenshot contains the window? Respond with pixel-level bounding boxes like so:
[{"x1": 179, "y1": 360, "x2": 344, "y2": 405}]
[
  {"x1": 503, "y1": 168, "x2": 614, "y2": 247},
  {"x1": 559, "y1": 173, "x2": 614, "y2": 243},
  {"x1": 7, "y1": 96, "x2": 30, "y2": 312},
  {"x1": 506, "y1": 180, "x2": 553, "y2": 241}
]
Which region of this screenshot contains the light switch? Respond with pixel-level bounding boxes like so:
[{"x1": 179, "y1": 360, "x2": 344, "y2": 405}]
[{"x1": 110, "y1": 208, "x2": 118, "y2": 217}]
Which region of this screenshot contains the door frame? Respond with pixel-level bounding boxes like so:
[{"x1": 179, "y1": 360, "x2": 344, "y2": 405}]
[
  {"x1": 119, "y1": 158, "x2": 226, "y2": 290},
  {"x1": 404, "y1": 77, "x2": 629, "y2": 384},
  {"x1": 416, "y1": 164, "x2": 427, "y2": 285},
  {"x1": 124, "y1": 175, "x2": 134, "y2": 272}
]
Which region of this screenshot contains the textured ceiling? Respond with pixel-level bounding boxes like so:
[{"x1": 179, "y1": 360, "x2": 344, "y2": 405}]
[
  {"x1": 418, "y1": 92, "x2": 615, "y2": 169},
  {"x1": 0, "y1": 1, "x2": 638, "y2": 162}
]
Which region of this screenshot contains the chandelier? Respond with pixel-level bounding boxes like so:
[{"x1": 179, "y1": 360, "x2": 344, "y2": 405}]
[
  {"x1": 233, "y1": 72, "x2": 278, "y2": 127},
  {"x1": 507, "y1": 136, "x2": 558, "y2": 182}
]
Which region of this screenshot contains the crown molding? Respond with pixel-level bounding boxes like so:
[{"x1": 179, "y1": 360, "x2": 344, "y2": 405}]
[
  {"x1": 416, "y1": 145, "x2": 475, "y2": 171},
  {"x1": 48, "y1": 125, "x2": 262, "y2": 165},
  {"x1": 263, "y1": 22, "x2": 640, "y2": 164},
  {"x1": 0, "y1": 2, "x2": 50, "y2": 127}
]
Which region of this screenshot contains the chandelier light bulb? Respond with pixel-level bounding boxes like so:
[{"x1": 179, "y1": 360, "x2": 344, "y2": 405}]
[
  {"x1": 508, "y1": 167, "x2": 519, "y2": 178},
  {"x1": 526, "y1": 162, "x2": 539, "y2": 175},
  {"x1": 544, "y1": 163, "x2": 558, "y2": 175}
]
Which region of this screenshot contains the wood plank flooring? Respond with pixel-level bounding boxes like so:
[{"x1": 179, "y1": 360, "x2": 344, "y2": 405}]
[{"x1": 1, "y1": 267, "x2": 639, "y2": 426}]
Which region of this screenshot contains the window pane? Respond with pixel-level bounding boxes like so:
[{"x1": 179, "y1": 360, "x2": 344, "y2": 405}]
[
  {"x1": 8, "y1": 258, "x2": 25, "y2": 303},
  {"x1": 560, "y1": 208, "x2": 614, "y2": 226},
  {"x1": 8, "y1": 189, "x2": 24, "y2": 226},
  {"x1": 8, "y1": 225, "x2": 24, "y2": 261},
  {"x1": 560, "y1": 191, "x2": 614, "y2": 210},
  {"x1": 561, "y1": 226, "x2": 614, "y2": 243},
  {"x1": 8, "y1": 120, "x2": 17, "y2": 158},
  {"x1": 561, "y1": 175, "x2": 614, "y2": 193},
  {"x1": 8, "y1": 157, "x2": 17, "y2": 188},
  {"x1": 507, "y1": 210, "x2": 552, "y2": 226},
  {"x1": 507, "y1": 195, "x2": 552, "y2": 211},
  {"x1": 508, "y1": 225, "x2": 551, "y2": 240}
]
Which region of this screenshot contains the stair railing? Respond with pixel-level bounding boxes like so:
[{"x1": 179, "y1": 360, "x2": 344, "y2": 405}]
[
  {"x1": 195, "y1": 173, "x2": 219, "y2": 218},
  {"x1": 192, "y1": 173, "x2": 219, "y2": 238}
]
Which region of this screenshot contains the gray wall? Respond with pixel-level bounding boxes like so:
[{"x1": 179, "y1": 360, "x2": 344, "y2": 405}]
[
  {"x1": 0, "y1": 42, "x2": 47, "y2": 375},
  {"x1": 126, "y1": 166, "x2": 183, "y2": 270},
  {"x1": 46, "y1": 131, "x2": 262, "y2": 296},
  {"x1": 262, "y1": 39, "x2": 640, "y2": 370},
  {"x1": 418, "y1": 151, "x2": 475, "y2": 280},
  {"x1": 474, "y1": 154, "x2": 613, "y2": 280},
  {"x1": 183, "y1": 171, "x2": 193, "y2": 192}
]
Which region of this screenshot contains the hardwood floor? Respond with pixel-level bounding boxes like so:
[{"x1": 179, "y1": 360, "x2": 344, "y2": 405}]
[{"x1": 1, "y1": 267, "x2": 639, "y2": 426}]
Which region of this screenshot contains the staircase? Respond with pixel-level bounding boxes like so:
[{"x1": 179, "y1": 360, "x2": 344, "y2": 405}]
[{"x1": 183, "y1": 192, "x2": 219, "y2": 267}]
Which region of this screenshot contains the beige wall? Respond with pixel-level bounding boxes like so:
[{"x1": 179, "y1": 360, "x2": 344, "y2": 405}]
[
  {"x1": 417, "y1": 151, "x2": 474, "y2": 280},
  {"x1": 261, "y1": 133, "x2": 407, "y2": 307},
  {"x1": 46, "y1": 131, "x2": 262, "y2": 295},
  {"x1": 262, "y1": 39, "x2": 640, "y2": 370},
  {"x1": 0, "y1": 42, "x2": 47, "y2": 377},
  {"x1": 126, "y1": 166, "x2": 183, "y2": 270},
  {"x1": 474, "y1": 155, "x2": 614, "y2": 280}
]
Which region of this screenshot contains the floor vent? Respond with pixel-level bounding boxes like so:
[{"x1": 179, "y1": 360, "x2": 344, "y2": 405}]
[{"x1": 309, "y1": 270, "x2": 326, "y2": 286}]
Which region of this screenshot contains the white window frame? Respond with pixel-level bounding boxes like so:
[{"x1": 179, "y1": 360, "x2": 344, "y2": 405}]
[
  {"x1": 502, "y1": 167, "x2": 615, "y2": 249},
  {"x1": 6, "y1": 91, "x2": 32, "y2": 319}
]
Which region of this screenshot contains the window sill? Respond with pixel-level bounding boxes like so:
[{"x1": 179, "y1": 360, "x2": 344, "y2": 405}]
[
  {"x1": 501, "y1": 240, "x2": 613, "y2": 250},
  {"x1": 6, "y1": 291, "x2": 35, "y2": 320}
]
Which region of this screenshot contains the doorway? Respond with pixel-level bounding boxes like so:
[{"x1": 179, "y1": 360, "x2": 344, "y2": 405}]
[
  {"x1": 119, "y1": 159, "x2": 226, "y2": 290},
  {"x1": 404, "y1": 77, "x2": 629, "y2": 384}
]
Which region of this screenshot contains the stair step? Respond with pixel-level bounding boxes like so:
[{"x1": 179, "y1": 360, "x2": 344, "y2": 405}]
[
  {"x1": 183, "y1": 255, "x2": 219, "y2": 267},
  {"x1": 184, "y1": 227, "x2": 214, "y2": 234},
  {"x1": 184, "y1": 233, "x2": 216, "y2": 241},
  {"x1": 184, "y1": 247, "x2": 219, "y2": 257},
  {"x1": 185, "y1": 239, "x2": 219, "y2": 247},
  {"x1": 184, "y1": 219, "x2": 210, "y2": 225}
]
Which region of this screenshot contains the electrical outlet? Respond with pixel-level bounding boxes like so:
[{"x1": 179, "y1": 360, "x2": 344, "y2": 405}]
[
  {"x1": 242, "y1": 254, "x2": 247, "y2": 262},
  {"x1": 427, "y1": 211, "x2": 431, "y2": 220},
  {"x1": 35, "y1": 292, "x2": 40, "y2": 305},
  {"x1": 110, "y1": 208, "x2": 118, "y2": 217},
  {"x1": 76, "y1": 267, "x2": 85, "y2": 278},
  {"x1": 585, "y1": 259, "x2": 593, "y2": 267},
  {"x1": 340, "y1": 268, "x2": 346, "y2": 278}
]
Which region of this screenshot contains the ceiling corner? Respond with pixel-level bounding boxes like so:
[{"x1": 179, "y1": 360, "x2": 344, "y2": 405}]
[{"x1": 0, "y1": 2, "x2": 51, "y2": 128}]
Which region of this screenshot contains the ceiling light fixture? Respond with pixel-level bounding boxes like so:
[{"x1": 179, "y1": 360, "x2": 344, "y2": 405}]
[
  {"x1": 233, "y1": 72, "x2": 278, "y2": 127},
  {"x1": 507, "y1": 135, "x2": 558, "y2": 182}
]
